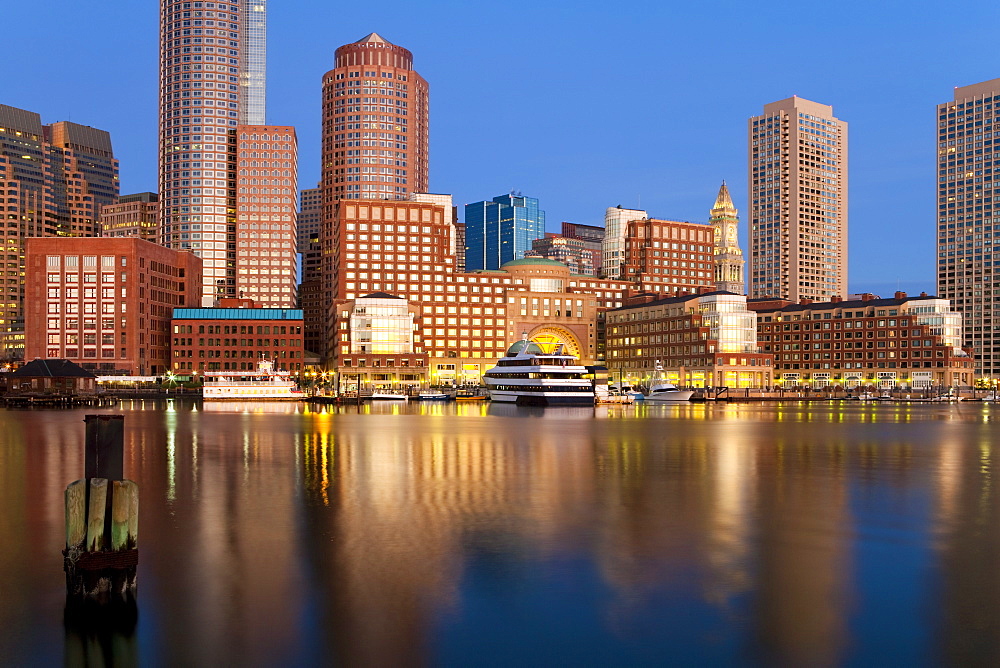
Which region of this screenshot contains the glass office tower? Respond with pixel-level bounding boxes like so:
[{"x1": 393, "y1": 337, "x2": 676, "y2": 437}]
[{"x1": 464, "y1": 194, "x2": 546, "y2": 271}]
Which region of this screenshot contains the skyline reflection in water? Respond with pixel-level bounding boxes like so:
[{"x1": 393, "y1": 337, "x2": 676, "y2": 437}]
[{"x1": 0, "y1": 400, "x2": 998, "y2": 665}]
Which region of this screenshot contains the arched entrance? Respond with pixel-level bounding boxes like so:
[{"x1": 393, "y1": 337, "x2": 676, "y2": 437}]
[{"x1": 525, "y1": 326, "x2": 583, "y2": 360}]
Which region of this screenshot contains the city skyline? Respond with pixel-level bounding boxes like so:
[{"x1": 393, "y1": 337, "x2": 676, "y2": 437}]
[{"x1": 7, "y1": 0, "x2": 1000, "y2": 298}]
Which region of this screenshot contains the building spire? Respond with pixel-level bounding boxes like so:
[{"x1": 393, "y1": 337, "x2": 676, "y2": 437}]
[
  {"x1": 355, "y1": 32, "x2": 391, "y2": 45},
  {"x1": 713, "y1": 180, "x2": 736, "y2": 214},
  {"x1": 709, "y1": 181, "x2": 745, "y2": 295}
]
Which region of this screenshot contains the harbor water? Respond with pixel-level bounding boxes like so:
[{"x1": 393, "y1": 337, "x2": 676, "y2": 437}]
[{"x1": 1, "y1": 399, "x2": 999, "y2": 666}]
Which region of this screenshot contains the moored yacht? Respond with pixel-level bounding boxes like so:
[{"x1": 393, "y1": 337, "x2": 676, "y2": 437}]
[
  {"x1": 484, "y1": 336, "x2": 595, "y2": 406},
  {"x1": 643, "y1": 360, "x2": 694, "y2": 402}
]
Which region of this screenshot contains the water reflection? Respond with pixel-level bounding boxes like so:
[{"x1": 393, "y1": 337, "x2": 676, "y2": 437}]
[{"x1": 0, "y1": 402, "x2": 999, "y2": 664}]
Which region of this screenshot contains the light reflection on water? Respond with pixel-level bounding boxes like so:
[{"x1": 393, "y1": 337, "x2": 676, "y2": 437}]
[{"x1": 0, "y1": 401, "x2": 999, "y2": 665}]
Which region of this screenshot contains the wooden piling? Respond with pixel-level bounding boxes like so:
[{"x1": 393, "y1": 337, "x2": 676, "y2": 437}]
[
  {"x1": 65, "y1": 479, "x2": 86, "y2": 551},
  {"x1": 64, "y1": 415, "x2": 138, "y2": 604},
  {"x1": 111, "y1": 480, "x2": 138, "y2": 551},
  {"x1": 85, "y1": 479, "x2": 107, "y2": 553}
]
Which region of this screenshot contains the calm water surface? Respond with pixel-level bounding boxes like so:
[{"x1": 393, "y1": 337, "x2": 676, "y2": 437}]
[{"x1": 1, "y1": 399, "x2": 999, "y2": 666}]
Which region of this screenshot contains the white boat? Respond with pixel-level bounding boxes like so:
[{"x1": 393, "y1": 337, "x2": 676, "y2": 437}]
[
  {"x1": 413, "y1": 391, "x2": 449, "y2": 401},
  {"x1": 595, "y1": 385, "x2": 634, "y2": 404},
  {"x1": 609, "y1": 383, "x2": 644, "y2": 401},
  {"x1": 370, "y1": 392, "x2": 408, "y2": 401},
  {"x1": 483, "y1": 335, "x2": 595, "y2": 406},
  {"x1": 643, "y1": 361, "x2": 694, "y2": 402},
  {"x1": 202, "y1": 358, "x2": 303, "y2": 400}
]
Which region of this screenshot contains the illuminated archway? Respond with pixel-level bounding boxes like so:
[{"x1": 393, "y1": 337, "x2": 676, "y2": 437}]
[{"x1": 526, "y1": 326, "x2": 583, "y2": 359}]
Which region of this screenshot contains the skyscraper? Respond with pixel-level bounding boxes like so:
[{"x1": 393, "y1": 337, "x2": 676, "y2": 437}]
[
  {"x1": 937, "y1": 79, "x2": 1000, "y2": 376},
  {"x1": 602, "y1": 206, "x2": 646, "y2": 279},
  {"x1": 160, "y1": 0, "x2": 296, "y2": 307},
  {"x1": 464, "y1": 194, "x2": 545, "y2": 271},
  {"x1": 233, "y1": 124, "x2": 298, "y2": 307},
  {"x1": 749, "y1": 96, "x2": 847, "y2": 301},
  {"x1": 0, "y1": 104, "x2": 119, "y2": 360},
  {"x1": 321, "y1": 33, "x2": 429, "y2": 201},
  {"x1": 709, "y1": 182, "x2": 745, "y2": 294}
]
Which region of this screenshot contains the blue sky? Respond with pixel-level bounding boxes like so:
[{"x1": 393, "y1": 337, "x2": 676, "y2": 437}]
[{"x1": 7, "y1": 0, "x2": 1000, "y2": 295}]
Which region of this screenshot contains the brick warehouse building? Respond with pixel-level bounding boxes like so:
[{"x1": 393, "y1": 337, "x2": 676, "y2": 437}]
[
  {"x1": 170, "y1": 298, "x2": 304, "y2": 374},
  {"x1": 605, "y1": 290, "x2": 774, "y2": 389},
  {"x1": 749, "y1": 292, "x2": 974, "y2": 390},
  {"x1": 24, "y1": 237, "x2": 202, "y2": 375}
]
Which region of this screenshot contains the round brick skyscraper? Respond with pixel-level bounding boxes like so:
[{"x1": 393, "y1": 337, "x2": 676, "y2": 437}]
[{"x1": 321, "y1": 33, "x2": 429, "y2": 201}]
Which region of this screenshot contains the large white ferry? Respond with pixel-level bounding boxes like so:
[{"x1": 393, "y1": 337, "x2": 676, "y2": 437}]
[
  {"x1": 484, "y1": 336, "x2": 595, "y2": 406},
  {"x1": 202, "y1": 359, "x2": 303, "y2": 401}
]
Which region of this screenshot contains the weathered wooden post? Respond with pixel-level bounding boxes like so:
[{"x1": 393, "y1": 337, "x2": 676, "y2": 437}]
[{"x1": 64, "y1": 415, "x2": 138, "y2": 604}]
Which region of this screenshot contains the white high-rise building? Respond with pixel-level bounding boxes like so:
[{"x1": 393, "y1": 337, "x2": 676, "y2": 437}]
[
  {"x1": 748, "y1": 96, "x2": 847, "y2": 302},
  {"x1": 159, "y1": 0, "x2": 296, "y2": 307},
  {"x1": 602, "y1": 206, "x2": 646, "y2": 279}
]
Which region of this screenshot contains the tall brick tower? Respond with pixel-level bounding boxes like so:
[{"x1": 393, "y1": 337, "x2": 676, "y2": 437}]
[{"x1": 321, "y1": 33, "x2": 429, "y2": 201}]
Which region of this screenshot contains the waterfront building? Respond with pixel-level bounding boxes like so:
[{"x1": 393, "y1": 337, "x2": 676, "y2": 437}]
[
  {"x1": 936, "y1": 79, "x2": 1000, "y2": 377},
  {"x1": 464, "y1": 193, "x2": 546, "y2": 271},
  {"x1": 602, "y1": 206, "x2": 646, "y2": 279},
  {"x1": 5, "y1": 359, "x2": 97, "y2": 398},
  {"x1": 710, "y1": 182, "x2": 745, "y2": 294},
  {"x1": 530, "y1": 222, "x2": 604, "y2": 276},
  {"x1": 749, "y1": 96, "x2": 847, "y2": 301},
  {"x1": 170, "y1": 298, "x2": 304, "y2": 373},
  {"x1": 0, "y1": 105, "x2": 119, "y2": 360},
  {"x1": 99, "y1": 192, "x2": 159, "y2": 241},
  {"x1": 321, "y1": 195, "x2": 751, "y2": 387},
  {"x1": 321, "y1": 33, "x2": 429, "y2": 201},
  {"x1": 605, "y1": 291, "x2": 773, "y2": 389},
  {"x1": 622, "y1": 218, "x2": 716, "y2": 293},
  {"x1": 749, "y1": 292, "x2": 974, "y2": 390},
  {"x1": 336, "y1": 292, "x2": 427, "y2": 393},
  {"x1": 321, "y1": 199, "x2": 622, "y2": 389},
  {"x1": 24, "y1": 237, "x2": 202, "y2": 376},
  {"x1": 160, "y1": 0, "x2": 298, "y2": 306}
]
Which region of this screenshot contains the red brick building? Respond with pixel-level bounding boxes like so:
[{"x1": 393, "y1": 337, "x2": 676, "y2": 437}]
[
  {"x1": 622, "y1": 218, "x2": 716, "y2": 293},
  {"x1": 749, "y1": 292, "x2": 975, "y2": 390},
  {"x1": 322, "y1": 33, "x2": 430, "y2": 201},
  {"x1": 24, "y1": 237, "x2": 202, "y2": 375},
  {"x1": 170, "y1": 298, "x2": 304, "y2": 373},
  {"x1": 606, "y1": 290, "x2": 773, "y2": 389},
  {"x1": 235, "y1": 125, "x2": 298, "y2": 307}
]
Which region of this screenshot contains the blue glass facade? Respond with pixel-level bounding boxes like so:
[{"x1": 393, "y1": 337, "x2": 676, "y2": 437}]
[{"x1": 464, "y1": 194, "x2": 546, "y2": 270}]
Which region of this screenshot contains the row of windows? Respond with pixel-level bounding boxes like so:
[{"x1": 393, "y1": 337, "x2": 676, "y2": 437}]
[{"x1": 173, "y1": 324, "x2": 301, "y2": 334}]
